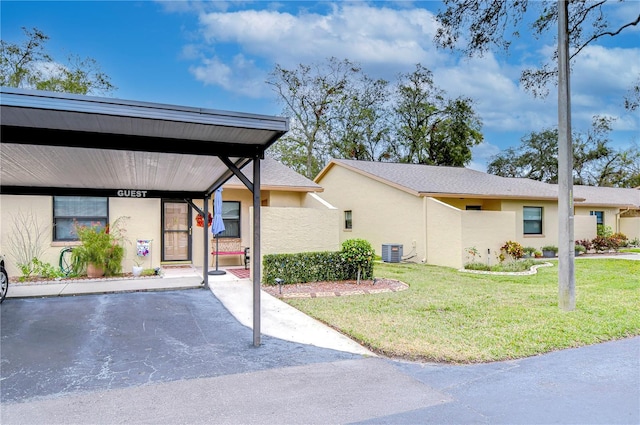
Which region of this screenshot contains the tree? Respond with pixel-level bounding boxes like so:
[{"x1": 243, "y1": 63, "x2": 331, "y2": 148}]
[
  {"x1": 327, "y1": 74, "x2": 392, "y2": 162},
  {"x1": 487, "y1": 117, "x2": 640, "y2": 188},
  {"x1": 434, "y1": 0, "x2": 639, "y2": 99},
  {"x1": 267, "y1": 57, "x2": 361, "y2": 179},
  {"x1": 390, "y1": 64, "x2": 483, "y2": 166},
  {"x1": 1, "y1": 26, "x2": 115, "y2": 95}
]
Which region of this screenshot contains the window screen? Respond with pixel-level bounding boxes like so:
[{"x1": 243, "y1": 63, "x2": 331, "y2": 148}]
[
  {"x1": 54, "y1": 196, "x2": 108, "y2": 241},
  {"x1": 523, "y1": 206, "x2": 542, "y2": 235}
]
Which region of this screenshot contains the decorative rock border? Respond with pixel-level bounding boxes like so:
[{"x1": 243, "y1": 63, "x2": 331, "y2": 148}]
[{"x1": 458, "y1": 262, "x2": 554, "y2": 276}]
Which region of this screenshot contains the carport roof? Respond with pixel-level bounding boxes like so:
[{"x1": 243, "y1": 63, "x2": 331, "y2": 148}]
[{"x1": 0, "y1": 87, "x2": 289, "y2": 198}]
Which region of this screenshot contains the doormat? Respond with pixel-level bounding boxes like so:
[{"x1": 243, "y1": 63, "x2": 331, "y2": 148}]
[{"x1": 227, "y1": 268, "x2": 250, "y2": 279}]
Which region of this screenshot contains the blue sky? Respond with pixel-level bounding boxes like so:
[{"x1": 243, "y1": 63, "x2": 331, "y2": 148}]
[{"x1": 2, "y1": 0, "x2": 638, "y2": 172}]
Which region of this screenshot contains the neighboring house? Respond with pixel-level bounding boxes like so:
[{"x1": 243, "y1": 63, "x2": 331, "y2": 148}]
[
  {"x1": 0, "y1": 158, "x2": 338, "y2": 277},
  {"x1": 314, "y1": 159, "x2": 640, "y2": 269},
  {"x1": 572, "y1": 184, "x2": 640, "y2": 241}
]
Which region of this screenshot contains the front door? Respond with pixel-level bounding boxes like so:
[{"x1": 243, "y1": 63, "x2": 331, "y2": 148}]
[{"x1": 162, "y1": 200, "x2": 191, "y2": 262}]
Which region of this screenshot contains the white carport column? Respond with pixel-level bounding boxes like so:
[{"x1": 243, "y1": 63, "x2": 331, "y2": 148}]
[{"x1": 252, "y1": 156, "x2": 262, "y2": 347}]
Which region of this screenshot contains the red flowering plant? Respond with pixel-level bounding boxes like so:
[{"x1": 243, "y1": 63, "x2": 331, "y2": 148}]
[{"x1": 196, "y1": 212, "x2": 212, "y2": 227}]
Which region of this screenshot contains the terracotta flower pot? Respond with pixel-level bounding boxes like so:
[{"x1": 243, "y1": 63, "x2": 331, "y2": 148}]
[{"x1": 87, "y1": 263, "x2": 105, "y2": 278}]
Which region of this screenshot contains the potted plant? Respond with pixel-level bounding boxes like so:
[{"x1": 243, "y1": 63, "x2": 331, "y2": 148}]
[
  {"x1": 541, "y1": 245, "x2": 558, "y2": 258},
  {"x1": 523, "y1": 246, "x2": 537, "y2": 258},
  {"x1": 71, "y1": 216, "x2": 129, "y2": 278},
  {"x1": 132, "y1": 257, "x2": 144, "y2": 277},
  {"x1": 575, "y1": 244, "x2": 586, "y2": 256}
]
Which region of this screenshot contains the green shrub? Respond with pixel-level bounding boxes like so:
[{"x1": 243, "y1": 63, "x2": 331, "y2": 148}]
[
  {"x1": 71, "y1": 216, "x2": 129, "y2": 276},
  {"x1": 262, "y1": 239, "x2": 375, "y2": 285},
  {"x1": 340, "y1": 238, "x2": 375, "y2": 282}
]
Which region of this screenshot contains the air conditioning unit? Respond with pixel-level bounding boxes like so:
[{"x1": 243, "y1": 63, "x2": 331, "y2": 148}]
[{"x1": 382, "y1": 244, "x2": 403, "y2": 263}]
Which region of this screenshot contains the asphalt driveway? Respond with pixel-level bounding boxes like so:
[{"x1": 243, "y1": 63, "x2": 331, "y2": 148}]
[{"x1": 1, "y1": 288, "x2": 638, "y2": 424}]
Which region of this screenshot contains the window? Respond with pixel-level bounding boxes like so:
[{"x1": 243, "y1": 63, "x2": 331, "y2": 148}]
[
  {"x1": 523, "y1": 206, "x2": 543, "y2": 235},
  {"x1": 466, "y1": 205, "x2": 481, "y2": 210},
  {"x1": 219, "y1": 201, "x2": 240, "y2": 238},
  {"x1": 54, "y1": 196, "x2": 108, "y2": 241},
  {"x1": 590, "y1": 211, "x2": 604, "y2": 225},
  {"x1": 344, "y1": 210, "x2": 352, "y2": 230}
]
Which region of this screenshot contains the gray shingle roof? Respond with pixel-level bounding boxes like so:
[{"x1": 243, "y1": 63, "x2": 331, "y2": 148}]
[
  {"x1": 225, "y1": 157, "x2": 322, "y2": 192},
  {"x1": 572, "y1": 185, "x2": 640, "y2": 208},
  {"x1": 324, "y1": 159, "x2": 560, "y2": 199}
]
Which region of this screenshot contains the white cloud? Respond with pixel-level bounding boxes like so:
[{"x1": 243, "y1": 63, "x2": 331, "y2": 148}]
[
  {"x1": 182, "y1": 1, "x2": 637, "y2": 158},
  {"x1": 189, "y1": 54, "x2": 268, "y2": 98},
  {"x1": 194, "y1": 4, "x2": 444, "y2": 76}
]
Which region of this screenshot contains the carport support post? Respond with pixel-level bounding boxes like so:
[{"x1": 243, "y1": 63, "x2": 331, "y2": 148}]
[
  {"x1": 203, "y1": 195, "x2": 211, "y2": 289},
  {"x1": 252, "y1": 156, "x2": 261, "y2": 347}
]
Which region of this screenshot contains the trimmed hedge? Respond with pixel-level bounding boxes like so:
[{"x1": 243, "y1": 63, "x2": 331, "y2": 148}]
[{"x1": 263, "y1": 239, "x2": 375, "y2": 285}]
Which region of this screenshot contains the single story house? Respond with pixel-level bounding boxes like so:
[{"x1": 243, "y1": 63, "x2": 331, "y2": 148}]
[
  {"x1": 314, "y1": 159, "x2": 640, "y2": 269},
  {"x1": 0, "y1": 157, "x2": 338, "y2": 278}
]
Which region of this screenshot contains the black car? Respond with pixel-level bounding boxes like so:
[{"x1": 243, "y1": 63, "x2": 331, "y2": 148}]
[{"x1": 0, "y1": 255, "x2": 8, "y2": 303}]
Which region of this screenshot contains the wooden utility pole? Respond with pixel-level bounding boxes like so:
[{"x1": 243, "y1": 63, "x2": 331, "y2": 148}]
[{"x1": 557, "y1": 0, "x2": 576, "y2": 311}]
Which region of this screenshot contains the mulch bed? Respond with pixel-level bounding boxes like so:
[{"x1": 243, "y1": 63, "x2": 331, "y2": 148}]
[{"x1": 261, "y1": 278, "x2": 408, "y2": 298}]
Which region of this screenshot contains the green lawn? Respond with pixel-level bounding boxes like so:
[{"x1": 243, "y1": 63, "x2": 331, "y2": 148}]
[{"x1": 285, "y1": 259, "x2": 640, "y2": 364}]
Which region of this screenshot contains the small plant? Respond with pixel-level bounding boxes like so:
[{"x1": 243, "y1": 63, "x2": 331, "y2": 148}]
[
  {"x1": 541, "y1": 245, "x2": 558, "y2": 258},
  {"x1": 610, "y1": 233, "x2": 628, "y2": 250},
  {"x1": 630, "y1": 237, "x2": 640, "y2": 247},
  {"x1": 534, "y1": 250, "x2": 543, "y2": 258},
  {"x1": 575, "y1": 244, "x2": 586, "y2": 255},
  {"x1": 71, "y1": 216, "x2": 130, "y2": 277},
  {"x1": 591, "y1": 236, "x2": 610, "y2": 253},
  {"x1": 523, "y1": 246, "x2": 537, "y2": 257},
  {"x1": 7, "y1": 210, "x2": 51, "y2": 279},
  {"x1": 500, "y1": 240, "x2": 524, "y2": 261},
  {"x1": 465, "y1": 246, "x2": 481, "y2": 262},
  {"x1": 575, "y1": 239, "x2": 593, "y2": 252}
]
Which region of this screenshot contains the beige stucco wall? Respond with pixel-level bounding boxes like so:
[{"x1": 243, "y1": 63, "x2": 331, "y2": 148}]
[
  {"x1": 110, "y1": 198, "x2": 162, "y2": 270},
  {"x1": 575, "y1": 206, "x2": 622, "y2": 234},
  {"x1": 500, "y1": 200, "x2": 558, "y2": 250},
  {"x1": 620, "y1": 217, "x2": 640, "y2": 241},
  {"x1": 574, "y1": 214, "x2": 597, "y2": 242},
  {"x1": 461, "y1": 210, "x2": 516, "y2": 267},
  {"x1": 316, "y1": 165, "x2": 425, "y2": 262},
  {"x1": 425, "y1": 198, "x2": 462, "y2": 268},
  {"x1": 1, "y1": 195, "x2": 56, "y2": 277},
  {"x1": 436, "y1": 197, "x2": 501, "y2": 211},
  {"x1": 258, "y1": 207, "x2": 339, "y2": 255},
  {"x1": 0, "y1": 195, "x2": 162, "y2": 277}
]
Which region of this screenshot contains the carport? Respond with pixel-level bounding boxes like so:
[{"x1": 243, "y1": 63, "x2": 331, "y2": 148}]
[{"x1": 0, "y1": 86, "x2": 289, "y2": 346}]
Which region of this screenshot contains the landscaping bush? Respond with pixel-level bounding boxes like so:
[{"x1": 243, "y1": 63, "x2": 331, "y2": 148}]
[
  {"x1": 262, "y1": 239, "x2": 375, "y2": 285},
  {"x1": 500, "y1": 240, "x2": 524, "y2": 261},
  {"x1": 575, "y1": 239, "x2": 593, "y2": 252}
]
